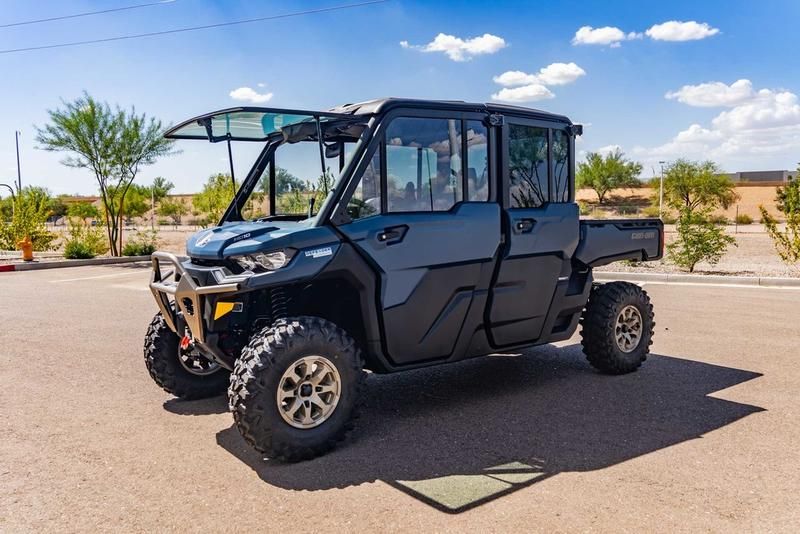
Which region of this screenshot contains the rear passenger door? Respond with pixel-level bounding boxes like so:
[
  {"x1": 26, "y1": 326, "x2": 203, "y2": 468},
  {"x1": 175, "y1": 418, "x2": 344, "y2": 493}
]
[
  {"x1": 336, "y1": 113, "x2": 501, "y2": 366},
  {"x1": 488, "y1": 119, "x2": 579, "y2": 347}
]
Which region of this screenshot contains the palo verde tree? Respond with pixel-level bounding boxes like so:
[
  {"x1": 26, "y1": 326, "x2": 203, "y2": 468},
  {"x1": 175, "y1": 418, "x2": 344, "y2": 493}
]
[
  {"x1": 193, "y1": 173, "x2": 236, "y2": 224},
  {"x1": 35, "y1": 92, "x2": 175, "y2": 255},
  {"x1": 660, "y1": 159, "x2": 739, "y2": 214},
  {"x1": 760, "y1": 175, "x2": 800, "y2": 265},
  {"x1": 660, "y1": 159, "x2": 738, "y2": 271},
  {"x1": 577, "y1": 149, "x2": 643, "y2": 204}
]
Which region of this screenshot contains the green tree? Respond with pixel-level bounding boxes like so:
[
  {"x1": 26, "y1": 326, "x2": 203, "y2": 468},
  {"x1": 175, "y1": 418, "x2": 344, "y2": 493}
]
[
  {"x1": 259, "y1": 167, "x2": 307, "y2": 196},
  {"x1": 111, "y1": 183, "x2": 151, "y2": 223},
  {"x1": 0, "y1": 186, "x2": 58, "y2": 251},
  {"x1": 193, "y1": 173, "x2": 235, "y2": 224},
  {"x1": 150, "y1": 176, "x2": 174, "y2": 203},
  {"x1": 577, "y1": 149, "x2": 643, "y2": 204},
  {"x1": 157, "y1": 197, "x2": 188, "y2": 225},
  {"x1": 667, "y1": 207, "x2": 737, "y2": 272},
  {"x1": 49, "y1": 196, "x2": 69, "y2": 221},
  {"x1": 67, "y1": 201, "x2": 101, "y2": 223},
  {"x1": 660, "y1": 159, "x2": 738, "y2": 213},
  {"x1": 0, "y1": 195, "x2": 12, "y2": 222},
  {"x1": 310, "y1": 167, "x2": 335, "y2": 214},
  {"x1": 760, "y1": 176, "x2": 800, "y2": 265},
  {"x1": 35, "y1": 92, "x2": 175, "y2": 255}
]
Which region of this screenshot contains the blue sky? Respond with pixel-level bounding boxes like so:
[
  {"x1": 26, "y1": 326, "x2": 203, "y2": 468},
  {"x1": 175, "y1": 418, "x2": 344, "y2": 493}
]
[{"x1": 1, "y1": 0, "x2": 799, "y2": 195}]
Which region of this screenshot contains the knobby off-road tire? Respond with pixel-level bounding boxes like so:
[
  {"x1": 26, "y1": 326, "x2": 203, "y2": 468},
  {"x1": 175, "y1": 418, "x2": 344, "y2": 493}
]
[
  {"x1": 580, "y1": 281, "x2": 655, "y2": 375},
  {"x1": 143, "y1": 312, "x2": 230, "y2": 399},
  {"x1": 229, "y1": 316, "x2": 365, "y2": 462}
]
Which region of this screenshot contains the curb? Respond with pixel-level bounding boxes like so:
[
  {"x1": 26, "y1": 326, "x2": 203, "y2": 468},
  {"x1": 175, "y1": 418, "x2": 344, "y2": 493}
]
[
  {"x1": 594, "y1": 271, "x2": 800, "y2": 288},
  {"x1": 0, "y1": 255, "x2": 151, "y2": 272}
]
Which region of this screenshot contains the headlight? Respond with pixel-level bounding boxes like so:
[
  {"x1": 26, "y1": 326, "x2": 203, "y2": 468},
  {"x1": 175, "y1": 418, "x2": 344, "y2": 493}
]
[{"x1": 232, "y1": 250, "x2": 293, "y2": 272}]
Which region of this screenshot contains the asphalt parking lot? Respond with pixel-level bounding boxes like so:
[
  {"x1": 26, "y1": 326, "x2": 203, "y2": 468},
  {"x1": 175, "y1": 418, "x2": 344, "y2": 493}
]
[{"x1": 1, "y1": 264, "x2": 799, "y2": 532}]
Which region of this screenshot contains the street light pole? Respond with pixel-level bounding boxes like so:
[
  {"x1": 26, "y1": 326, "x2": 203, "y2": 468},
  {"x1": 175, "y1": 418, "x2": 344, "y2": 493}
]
[
  {"x1": 658, "y1": 160, "x2": 666, "y2": 217},
  {"x1": 15, "y1": 131, "x2": 22, "y2": 192}
]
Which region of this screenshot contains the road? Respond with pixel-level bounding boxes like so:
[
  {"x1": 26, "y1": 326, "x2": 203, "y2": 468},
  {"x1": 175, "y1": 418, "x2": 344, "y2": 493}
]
[{"x1": 1, "y1": 264, "x2": 799, "y2": 532}]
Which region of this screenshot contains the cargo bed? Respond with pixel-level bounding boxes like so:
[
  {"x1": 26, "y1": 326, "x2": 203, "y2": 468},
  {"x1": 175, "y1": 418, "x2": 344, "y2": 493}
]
[{"x1": 575, "y1": 218, "x2": 664, "y2": 267}]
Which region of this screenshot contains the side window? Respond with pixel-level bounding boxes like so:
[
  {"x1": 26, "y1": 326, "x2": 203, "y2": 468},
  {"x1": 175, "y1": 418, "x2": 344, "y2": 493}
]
[
  {"x1": 552, "y1": 129, "x2": 570, "y2": 202},
  {"x1": 385, "y1": 117, "x2": 462, "y2": 212},
  {"x1": 466, "y1": 120, "x2": 489, "y2": 201},
  {"x1": 346, "y1": 148, "x2": 382, "y2": 220},
  {"x1": 508, "y1": 124, "x2": 549, "y2": 208}
]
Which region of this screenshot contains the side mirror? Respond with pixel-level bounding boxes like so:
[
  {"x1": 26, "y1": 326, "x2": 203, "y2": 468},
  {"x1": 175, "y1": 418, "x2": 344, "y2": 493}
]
[
  {"x1": 568, "y1": 124, "x2": 583, "y2": 136},
  {"x1": 325, "y1": 143, "x2": 341, "y2": 158}
]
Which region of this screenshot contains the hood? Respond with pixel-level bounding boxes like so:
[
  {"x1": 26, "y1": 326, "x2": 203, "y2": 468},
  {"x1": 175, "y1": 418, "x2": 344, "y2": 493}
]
[{"x1": 186, "y1": 220, "x2": 339, "y2": 260}]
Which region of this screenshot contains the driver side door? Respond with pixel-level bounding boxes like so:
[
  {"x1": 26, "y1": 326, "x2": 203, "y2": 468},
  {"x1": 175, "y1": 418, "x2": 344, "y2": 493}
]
[{"x1": 335, "y1": 114, "x2": 501, "y2": 366}]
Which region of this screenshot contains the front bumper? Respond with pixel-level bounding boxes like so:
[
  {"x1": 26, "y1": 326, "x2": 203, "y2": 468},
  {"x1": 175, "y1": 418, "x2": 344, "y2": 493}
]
[{"x1": 149, "y1": 251, "x2": 243, "y2": 344}]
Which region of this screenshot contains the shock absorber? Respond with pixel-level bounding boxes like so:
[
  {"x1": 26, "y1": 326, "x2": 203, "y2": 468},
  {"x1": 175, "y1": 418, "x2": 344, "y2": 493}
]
[{"x1": 270, "y1": 286, "x2": 288, "y2": 323}]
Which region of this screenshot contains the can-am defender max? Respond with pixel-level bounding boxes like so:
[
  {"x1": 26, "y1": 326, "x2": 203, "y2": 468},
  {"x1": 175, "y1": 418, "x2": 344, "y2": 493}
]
[{"x1": 146, "y1": 99, "x2": 663, "y2": 461}]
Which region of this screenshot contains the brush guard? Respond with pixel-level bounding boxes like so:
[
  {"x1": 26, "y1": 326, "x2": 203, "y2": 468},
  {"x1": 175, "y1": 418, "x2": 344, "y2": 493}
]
[{"x1": 149, "y1": 251, "x2": 240, "y2": 344}]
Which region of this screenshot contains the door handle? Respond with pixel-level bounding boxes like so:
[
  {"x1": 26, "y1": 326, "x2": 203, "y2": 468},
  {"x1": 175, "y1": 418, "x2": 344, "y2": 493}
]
[
  {"x1": 377, "y1": 225, "x2": 408, "y2": 244},
  {"x1": 514, "y1": 218, "x2": 535, "y2": 233}
]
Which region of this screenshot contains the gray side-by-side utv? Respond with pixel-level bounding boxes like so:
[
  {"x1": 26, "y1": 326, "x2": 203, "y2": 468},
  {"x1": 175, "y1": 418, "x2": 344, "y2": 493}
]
[{"x1": 145, "y1": 98, "x2": 663, "y2": 461}]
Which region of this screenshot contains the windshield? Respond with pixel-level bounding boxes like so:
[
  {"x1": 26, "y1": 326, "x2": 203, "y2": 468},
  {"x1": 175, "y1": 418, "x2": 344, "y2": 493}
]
[
  {"x1": 241, "y1": 139, "x2": 358, "y2": 220},
  {"x1": 165, "y1": 108, "x2": 355, "y2": 142}
]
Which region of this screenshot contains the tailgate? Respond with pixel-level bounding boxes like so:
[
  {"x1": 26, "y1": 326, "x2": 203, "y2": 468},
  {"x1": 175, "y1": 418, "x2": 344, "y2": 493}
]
[{"x1": 575, "y1": 218, "x2": 664, "y2": 267}]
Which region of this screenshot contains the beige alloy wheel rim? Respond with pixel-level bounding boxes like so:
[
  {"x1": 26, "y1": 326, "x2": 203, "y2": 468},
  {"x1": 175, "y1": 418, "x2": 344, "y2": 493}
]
[
  {"x1": 615, "y1": 305, "x2": 643, "y2": 353},
  {"x1": 276, "y1": 355, "x2": 342, "y2": 429}
]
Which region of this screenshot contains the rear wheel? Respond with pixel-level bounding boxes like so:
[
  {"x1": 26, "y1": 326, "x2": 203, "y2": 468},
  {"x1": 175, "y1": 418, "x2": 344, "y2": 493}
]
[
  {"x1": 580, "y1": 281, "x2": 654, "y2": 374},
  {"x1": 143, "y1": 312, "x2": 230, "y2": 399},
  {"x1": 228, "y1": 316, "x2": 365, "y2": 462}
]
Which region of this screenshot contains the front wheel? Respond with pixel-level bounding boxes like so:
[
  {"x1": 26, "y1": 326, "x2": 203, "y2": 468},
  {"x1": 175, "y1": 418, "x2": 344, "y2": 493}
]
[
  {"x1": 580, "y1": 281, "x2": 655, "y2": 375},
  {"x1": 228, "y1": 316, "x2": 365, "y2": 462},
  {"x1": 143, "y1": 312, "x2": 230, "y2": 399}
]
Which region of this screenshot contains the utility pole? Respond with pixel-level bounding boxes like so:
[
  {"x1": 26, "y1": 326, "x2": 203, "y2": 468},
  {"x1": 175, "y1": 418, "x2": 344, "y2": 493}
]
[
  {"x1": 658, "y1": 160, "x2": 666, "y2": 217},
  {"x1": 15, "y1": 131, "x2": 22, "y2": 191},
  {"x1": 151, "y1": 186, "x2": 155, "y2": 230}
]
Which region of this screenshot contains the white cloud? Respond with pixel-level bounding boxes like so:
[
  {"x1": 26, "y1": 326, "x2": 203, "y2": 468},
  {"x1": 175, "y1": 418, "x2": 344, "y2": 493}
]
[
  {"x1": 536, "y1": 62, "x2": 586, "y2": 85},
  {"x1": 493, "y1": 62, "x2": 585, "y2": 87},
  {"x1": 633, "y1": 82, "x2": 800, "y2": 170},
  {"x1": 491, "y1": 84, "x2": 555, "y2": 103},
  {"x1": 229, "y1": 86, "x2": 273, "y2": 104},
  {"x1": 645, "y1": 20, "x2": 719, "y2": 41},
  {"x1": 400, "y1": 33, "x2": 507, "y2": 62},
  {"x1": 491, "y1": 62, "x2": 584, "y2": 103},
  {"x1": 595, "y1": 144, "x2": 622, "y2": 156},
  {"x1": 572, "y1": 26, "x2": 640, "y2": 46},
  {"x1": 712, "y1": 89, "x2": 800, "y2": 131},
  {"x1": 493, "y1": 70, "x2": 539, "y2": 87},
  {"x1": 665, "y1": 79, "x2": 755, "y2": 107},
  {"x1": 674, "y1": 124, "x2": 724, "y2": 143}
]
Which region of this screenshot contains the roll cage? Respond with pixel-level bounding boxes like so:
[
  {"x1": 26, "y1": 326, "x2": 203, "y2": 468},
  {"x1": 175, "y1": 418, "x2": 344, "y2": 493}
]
[{"x1": 164, "y1": 100, "x2": 580, "y2": 227}]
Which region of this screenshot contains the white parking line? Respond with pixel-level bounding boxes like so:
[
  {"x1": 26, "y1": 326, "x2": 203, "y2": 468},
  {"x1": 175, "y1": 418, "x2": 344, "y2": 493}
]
[
  {"x1": 111, "y1": 283, "x2": 151, "y2": 292},
  {"x1": 51, "y1": 270, "x2": 148, "y2": 283},
  {"x1": 619, "y1": 280, "x2": 800, "y2": 290}
]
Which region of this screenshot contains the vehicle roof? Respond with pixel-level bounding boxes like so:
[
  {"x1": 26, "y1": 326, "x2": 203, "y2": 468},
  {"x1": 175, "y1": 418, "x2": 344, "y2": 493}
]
[
  {"x1": 164, "y1": 98, "x2": 574, "y2": 141},
  {"x1": 329, "y1": 97, "x2": 574, "y2": 124}
]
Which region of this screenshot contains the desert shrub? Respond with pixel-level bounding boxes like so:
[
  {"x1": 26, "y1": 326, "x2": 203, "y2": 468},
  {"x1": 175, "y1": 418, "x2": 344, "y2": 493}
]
[
  {"x1": 616, "y1": 205, "x2": 638, "y2": 216},
  {"x1": 0, "y1": 187, "x2": 59, "y2": 251},
  {"x1": 63, "y1": 223, "x2": 108, "y2": 259},
  {"x1": 577, "y1": 199, "x2": 592, "y2": 216},
  {"x1": 667, "y1": 209, "x2": 736, "y2": 272},
  {"x1": 64, "y1": 241, "x2": 96, "y2": 259},
  {"x1": 642, "y1": 206, "x2": 661, "y2": 218},
  {"x1": 708, "y1": 214, "x2": 728, "y2": 225},
  {"x1": 122, "y1": 229, "x2": 159, "y2": 256},
  {"x1": 760, "y1": 176, "x2": 800, "y2": 265},
  {"x1": 661, "y1": 211, "x2": 678, "y2": 224},
  {"x1": 735, "y1": 213, "x2": 753, "y2": 225}
]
